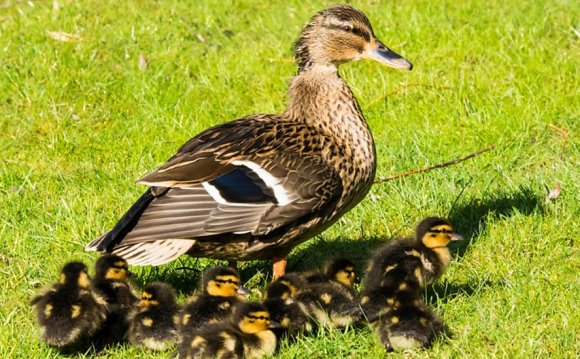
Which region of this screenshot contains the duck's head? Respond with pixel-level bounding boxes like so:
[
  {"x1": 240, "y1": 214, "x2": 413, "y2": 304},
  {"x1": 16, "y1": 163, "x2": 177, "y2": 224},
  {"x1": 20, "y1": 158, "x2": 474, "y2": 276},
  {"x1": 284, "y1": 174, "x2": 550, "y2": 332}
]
[
  {"x1": 294, "y1": 5, "x2": 412, "y2": 72},
  {"x1": 416, "y1": 217, "x2": 463, "y2": 249},
  {"x1": 235, "y1": 302, "x2": 274, "y2": 334},
  {"x1": 95, "y1": 254, "x2": 130, "y2": 281},
  {"x1": 202, "y1": 266, "x2": 246, "y2": 297},
  {"x1": 325, "y1": 258, "x2": 357, "y2": 287},
  {"x1": 59, "y1": 261, "x2": 91, "y2": 289},
  {"x1": 139, "y1": 282, "x2": 177, "y2": 308}
]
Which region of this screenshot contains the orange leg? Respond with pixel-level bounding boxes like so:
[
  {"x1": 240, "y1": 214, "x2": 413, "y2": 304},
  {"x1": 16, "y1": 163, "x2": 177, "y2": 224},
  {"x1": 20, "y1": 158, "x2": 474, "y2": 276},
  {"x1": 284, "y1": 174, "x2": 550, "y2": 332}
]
[{"x1": 272, "y1": 256, "x2": 287, "y2": 280}]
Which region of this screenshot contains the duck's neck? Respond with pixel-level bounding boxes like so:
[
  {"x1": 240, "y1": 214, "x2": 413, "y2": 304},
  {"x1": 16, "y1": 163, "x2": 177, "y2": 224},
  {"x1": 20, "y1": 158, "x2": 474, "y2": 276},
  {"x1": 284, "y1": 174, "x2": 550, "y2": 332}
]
[{"x1": 285, "y1": 64, "x2": 375, "y2": 164}]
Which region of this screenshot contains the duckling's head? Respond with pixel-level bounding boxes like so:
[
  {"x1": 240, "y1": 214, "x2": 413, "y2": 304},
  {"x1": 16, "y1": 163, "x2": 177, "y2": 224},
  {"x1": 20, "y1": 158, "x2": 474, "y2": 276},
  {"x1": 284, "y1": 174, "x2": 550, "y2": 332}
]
[
  {"x1": 294, "y1": 5, "x2": 412, "y2": 72},
  {"x1": 416, "y1": 217, "x2": 463, "y2": 249},
  {"x1": 95, "y1": 254, "x2": 130, "y2": 281},
  {"x1": 325, "y1": 258, "x2": 357, "y2": 287},
  {"x1": 264, "y1": 280, "x2": 293, "y2": 301},
  {"x1": 202, "y1": 266, "x2": 242, "y2": 297},
  {"x1": 59, "y1": 262, "x2": 91, "y2": 289},
  {"x1": 235, "y1": 302, "x2": 272, "y2": 334},
  {"x1": 140, "y1": 282, "x2": 177, "y2": 308}
]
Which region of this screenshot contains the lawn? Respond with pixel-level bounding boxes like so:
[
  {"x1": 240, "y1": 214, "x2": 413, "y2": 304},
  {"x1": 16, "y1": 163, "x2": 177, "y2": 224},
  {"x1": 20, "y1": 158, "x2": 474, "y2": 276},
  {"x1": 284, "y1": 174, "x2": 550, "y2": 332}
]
[{"x1": 1, "y1": 0, "x2": 578, "y2": 357}]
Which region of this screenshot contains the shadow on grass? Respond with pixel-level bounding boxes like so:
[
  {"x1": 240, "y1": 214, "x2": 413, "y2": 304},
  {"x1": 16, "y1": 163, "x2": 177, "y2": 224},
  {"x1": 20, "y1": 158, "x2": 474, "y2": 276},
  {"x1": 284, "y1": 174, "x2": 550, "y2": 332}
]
[
  {"x1": 448, "y1": 185, "x2": 544, "y2": 257},
  {"x1": 130, "y1": 186, "x2": 543, "y2": 295},
  {"x1": 425, "y1": 279, "x2": 500, "y2": 306}
]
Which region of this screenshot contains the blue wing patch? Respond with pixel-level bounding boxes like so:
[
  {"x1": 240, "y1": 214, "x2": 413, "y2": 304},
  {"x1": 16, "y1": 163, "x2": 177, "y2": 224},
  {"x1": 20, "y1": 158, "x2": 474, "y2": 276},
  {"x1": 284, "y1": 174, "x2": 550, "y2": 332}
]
[{"x1": 210, "y1": 167, "x2": 276, "y2": 204}]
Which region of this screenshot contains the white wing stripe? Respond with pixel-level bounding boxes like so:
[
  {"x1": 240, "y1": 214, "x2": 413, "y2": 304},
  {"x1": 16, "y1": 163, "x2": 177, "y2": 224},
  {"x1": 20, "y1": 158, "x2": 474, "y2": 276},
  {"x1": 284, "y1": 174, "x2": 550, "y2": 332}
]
[{"x1": 232, "y1": 160, "x2": 293, "y2": 205}]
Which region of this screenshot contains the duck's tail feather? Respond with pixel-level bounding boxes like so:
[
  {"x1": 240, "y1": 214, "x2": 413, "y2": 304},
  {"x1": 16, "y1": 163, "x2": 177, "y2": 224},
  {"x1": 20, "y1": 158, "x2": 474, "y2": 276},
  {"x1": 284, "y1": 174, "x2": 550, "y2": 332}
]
[{"x1": 86, "y1": 189, "x2": 157, "y2": 252}]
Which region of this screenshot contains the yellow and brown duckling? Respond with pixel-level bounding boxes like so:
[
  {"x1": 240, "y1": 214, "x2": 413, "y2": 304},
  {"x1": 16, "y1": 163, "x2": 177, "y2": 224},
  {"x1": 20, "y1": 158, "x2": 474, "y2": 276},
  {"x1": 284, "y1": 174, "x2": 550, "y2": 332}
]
[
  {"x1": 87, "y1": 4, "x2": 412, "y2": 280},
  {"x1": 128, "y1": 282, "x2": 180, "y2": 351},
  {"x1": 178, "y1": 302, "x2": 277, "y2": 359},
  {"x1": 374, "y1": 294, "x2": 445, "y2": 351},
  {"x1": 30, "y1": 262, "x2": 107, "y2": 348},
  {"x1": 262, "y1": 279, "x2": 311, "y2": 340},
  {"x1": 91, "y1": 254, "x2": 139, "y2": 349},
  {"x1": 179, "y1": 267, "x2": 247, "y2": 334},
  {"x1": 304, "y1": 258, "x2": 357, "y2": 291},
  {"x1": 361, "y1": 217, "x2": 463, "y2": 322}
]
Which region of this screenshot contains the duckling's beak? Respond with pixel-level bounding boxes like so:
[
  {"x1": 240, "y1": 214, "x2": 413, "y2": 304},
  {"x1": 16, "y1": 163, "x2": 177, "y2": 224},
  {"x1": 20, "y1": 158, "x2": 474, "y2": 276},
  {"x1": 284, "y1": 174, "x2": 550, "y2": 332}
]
[
  {"x1": 451, "y1": 233, "x2": 464, "y2": 242},
  {"x1": 237, "y1": 286, "x2": 251, "y2": 297},
  {"x1": 363, "y1": 40, "x2": 413, "y2": 70},
  {"x1": 268, "y1": 320, "x2": 282, "y2": 329}
]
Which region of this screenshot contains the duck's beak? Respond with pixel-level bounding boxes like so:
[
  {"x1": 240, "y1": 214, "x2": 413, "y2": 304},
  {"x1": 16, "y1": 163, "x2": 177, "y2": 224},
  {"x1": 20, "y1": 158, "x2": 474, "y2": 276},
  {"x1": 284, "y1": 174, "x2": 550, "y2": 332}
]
[
  {"x1": 363, "y1": 40, "x2": 413, "y2": 70},
  {"x1": 451, "y1": 233, "x2": 464, "y2": 242}
]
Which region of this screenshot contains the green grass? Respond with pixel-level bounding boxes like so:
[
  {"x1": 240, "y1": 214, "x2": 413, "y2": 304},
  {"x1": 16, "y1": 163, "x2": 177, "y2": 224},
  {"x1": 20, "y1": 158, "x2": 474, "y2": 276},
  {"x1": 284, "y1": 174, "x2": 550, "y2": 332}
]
[{"x1": 1, "y1": 0, "x2": 578, "y2": 357}]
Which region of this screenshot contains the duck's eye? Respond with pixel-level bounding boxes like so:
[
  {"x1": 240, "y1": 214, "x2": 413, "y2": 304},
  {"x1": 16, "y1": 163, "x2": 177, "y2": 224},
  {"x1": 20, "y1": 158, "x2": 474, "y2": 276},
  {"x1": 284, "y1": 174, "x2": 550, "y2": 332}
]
[{"x1": 341, "y1": 24, "x2": 353, "y2": 32}]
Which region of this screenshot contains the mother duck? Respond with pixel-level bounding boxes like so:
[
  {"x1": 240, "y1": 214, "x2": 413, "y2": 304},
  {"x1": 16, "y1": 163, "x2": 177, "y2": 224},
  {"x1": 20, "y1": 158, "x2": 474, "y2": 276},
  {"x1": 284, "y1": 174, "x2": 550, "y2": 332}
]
[{"x1": 87, "y1": 5, "x2": 412, "y2": 278}]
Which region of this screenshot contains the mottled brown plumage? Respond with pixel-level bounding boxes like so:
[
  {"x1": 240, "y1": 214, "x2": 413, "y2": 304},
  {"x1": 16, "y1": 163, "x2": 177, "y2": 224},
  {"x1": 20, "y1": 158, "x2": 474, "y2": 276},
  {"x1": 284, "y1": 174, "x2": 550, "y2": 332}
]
[{"x1": 87, "y1": 5, "x2": 412, "y2": 277}]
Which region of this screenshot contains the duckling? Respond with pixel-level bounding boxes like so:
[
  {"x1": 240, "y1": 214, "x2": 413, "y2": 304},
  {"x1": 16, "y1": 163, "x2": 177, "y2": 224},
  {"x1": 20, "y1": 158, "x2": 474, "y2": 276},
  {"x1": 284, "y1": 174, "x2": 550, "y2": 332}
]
[
  {"x1": 128, "y1": 282, "x2": 180, "y2": 351},
  {"x1": 304, "y1": 258, "x2": 357, "y2": 291},
  {"x1": 87, "y1": 4, "x2": 412, "y2": 280},
  {"x1": 295, "y1": 279, "x2": 361, "y2": 329},
  {"x1": 91, "y1": 254, "x2": 139, "y2": 348},
  {"x1": 374, "y1": 296, "x2": 445, "y2": 351},
  {"x1": 30, "y1": 262, "x2": 107, "y2": 348},
  {"x1": 360, "y1": 217, "x2": 460, "y2": 350},
  {"x1": 179, "y1": 267, "x2": 245, "y2": 334},
  {"x1": 361, "y1": 217, "x2": 462, "y2": 322},
  {"x1": 262, "y1": 279, "x2": 311, "y2": 339},
  {"x1": 179, "y1": 302, "x2": 277, "y2": 359}
]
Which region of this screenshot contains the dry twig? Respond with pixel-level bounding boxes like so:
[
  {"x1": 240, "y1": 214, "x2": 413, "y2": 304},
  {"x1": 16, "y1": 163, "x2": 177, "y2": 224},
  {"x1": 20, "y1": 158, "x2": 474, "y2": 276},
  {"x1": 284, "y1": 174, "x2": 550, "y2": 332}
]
[{"x1": 374, "y1": 145, "x2": 495, "y2": 184}]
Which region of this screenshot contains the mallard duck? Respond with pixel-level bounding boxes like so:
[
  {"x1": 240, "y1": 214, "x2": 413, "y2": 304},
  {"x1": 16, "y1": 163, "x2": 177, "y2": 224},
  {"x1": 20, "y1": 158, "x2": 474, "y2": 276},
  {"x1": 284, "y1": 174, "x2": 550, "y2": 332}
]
[
  {"x1": 128, "y1": 282, "x2": 180, "y2": 351},
  {"x1": 374, "y1": 295, "x2": 446, "y2": 351},
  {"x1": 91, "y1": 254, "x2": 139, "y2": 349},
  {"x1": 262, "y1": 279, "x2": 311, "y2": 339},
  {"x1": 30, "y1": 262, "x2": 107, "y2": 348},
  {"x1": 86, "y1": 4, "x2": 412, "y2": 279},
  {"x1": 178, "y1": 302, "x2": 277, "y2": 359},
  {"x1": 179, "y1": 266, "x2": 246, "y2": 335},
  {"x1": 360, "y1": 217, "x2": 463, "y2": 322}
]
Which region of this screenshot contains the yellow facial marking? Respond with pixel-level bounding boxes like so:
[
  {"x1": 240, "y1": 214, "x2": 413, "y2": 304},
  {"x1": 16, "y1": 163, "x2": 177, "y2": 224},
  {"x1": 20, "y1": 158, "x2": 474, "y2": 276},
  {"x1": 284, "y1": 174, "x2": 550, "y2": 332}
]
[
  {"x1": 44, "y1": 304, "x2": 53, "y2": 317},
  {"x1": 320, "y1": 293, "x2": 332, "y2": 304},
  {"x1": 422, "y1": 224, "x2": 454, "y2": 248},
  {"x1": 71, "y1": 305, "x2": 81, "y2": 318},
  {"x1": 398, "y1": 282, "x2": 408, "y2": 291},
  {"x1": 419, "y1": 317, "x2": 428, "y2": 327},
  {"x1": 207, "y1": 275, "x2": 240, "y2": 297},
  {"x1": 386, "y1": 297, "x2": 395, "y2": 306},
  {"x1": 391, "y1": 316, "x2": 399, "y2": 324},
  {"x1": 280, "y1": 280, "x2": 297, "y2": 297},
  {"x1": 78, "y1": 272, "x2": 90, "y2": 288},
  {"x1": 182, "y1": 313, "x2": 191, "y2": 325},
  {"x1": 218, "y1": 302, "x2": 231, "y2": 310},
  {"x1": 105, "y1": 267, "x2": 128, "y2": 281},
  {"x1": 239, "y1": 311, "x2": 271, "y2": 334},
  {"x1": 142, "y1": 318, "x2": 153, "y2": 327},
  {"x1": 336, "y1": 268, "x2": 356, "y2": 287},
  {"x1": 360, "y1": 296, "x2": 369, "y2": 305},
  {"x1": 59, "y1": 274, "x2": 66, "y2": 285}
]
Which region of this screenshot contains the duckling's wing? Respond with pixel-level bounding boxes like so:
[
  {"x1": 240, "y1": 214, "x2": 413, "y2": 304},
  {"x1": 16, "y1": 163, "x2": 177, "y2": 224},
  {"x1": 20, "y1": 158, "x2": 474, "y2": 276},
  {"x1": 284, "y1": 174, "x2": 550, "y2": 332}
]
[{"x1": 88, "y1": 118, "x2": 342, "y2": 265}]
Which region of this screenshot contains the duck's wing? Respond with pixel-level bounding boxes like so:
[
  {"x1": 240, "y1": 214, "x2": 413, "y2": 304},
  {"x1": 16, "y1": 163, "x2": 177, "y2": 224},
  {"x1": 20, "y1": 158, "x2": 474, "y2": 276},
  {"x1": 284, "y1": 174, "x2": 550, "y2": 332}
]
[{"x1": 87, "y1": 118, "x2": 342, "y2": 265}]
